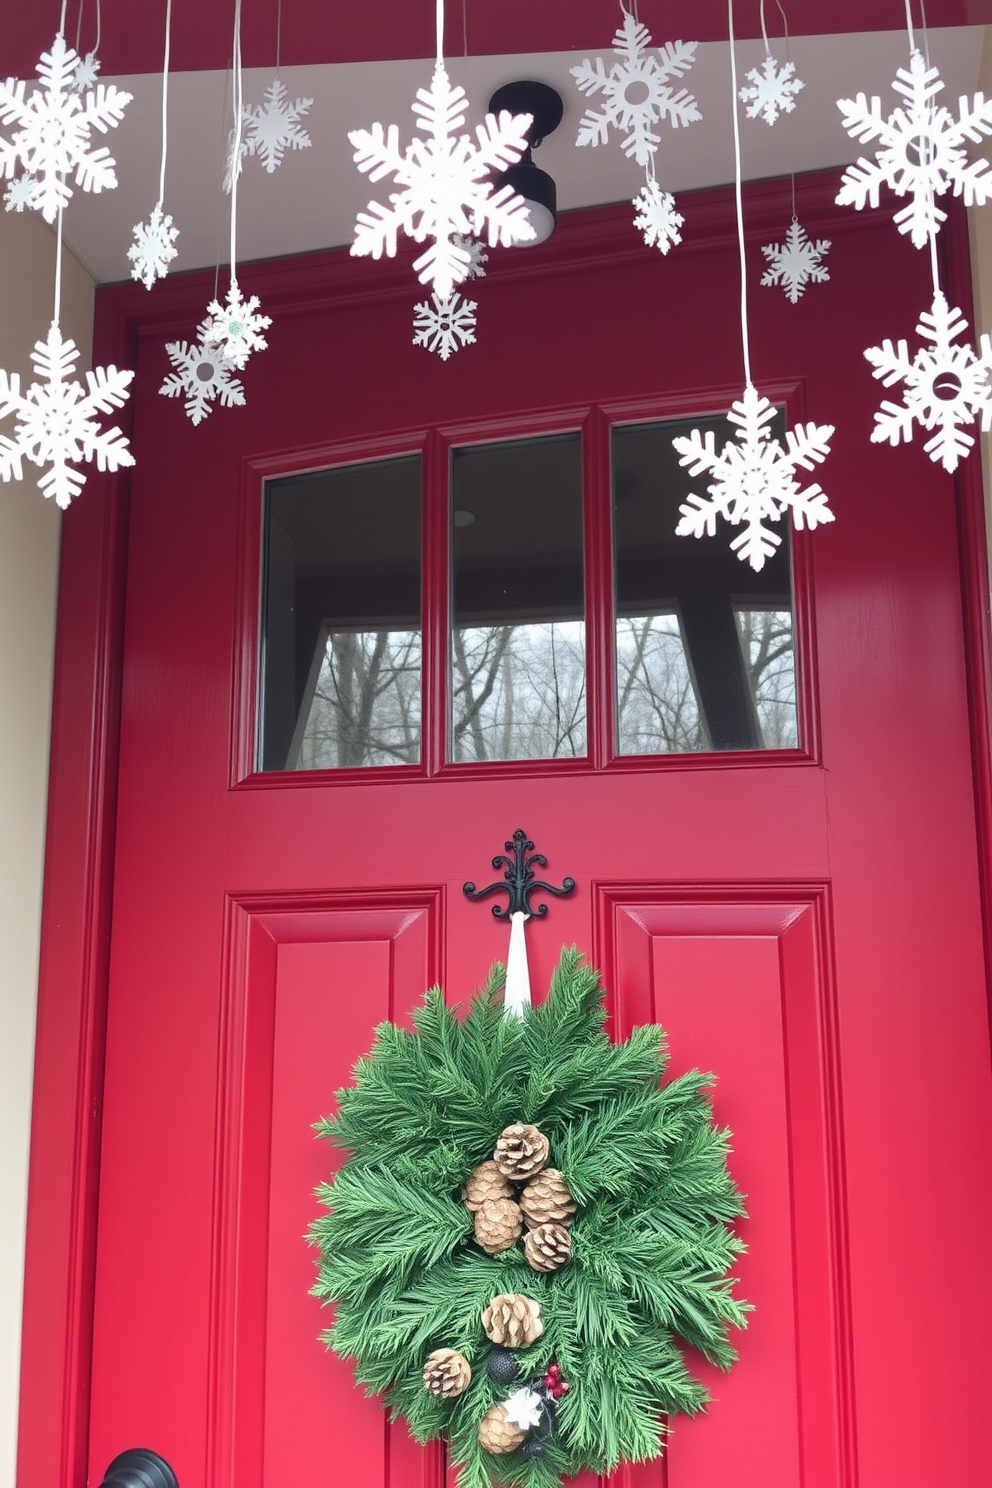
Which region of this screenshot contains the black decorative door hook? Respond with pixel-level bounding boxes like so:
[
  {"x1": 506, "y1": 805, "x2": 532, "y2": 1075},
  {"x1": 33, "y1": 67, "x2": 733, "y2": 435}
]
[{"x1": 463, "y1": 829, "x2": 575, "y2": 919}]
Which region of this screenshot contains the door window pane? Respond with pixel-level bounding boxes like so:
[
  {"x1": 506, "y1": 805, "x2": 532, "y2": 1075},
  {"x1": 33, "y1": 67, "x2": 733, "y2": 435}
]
[
  {"x1": 450, "y1": 434, "x2": 585, "y2": 761},
  {"x1": 613, "y1": 418, "x2": 798, "y2": 753},
  {"x1": 259, "y1": 456, "x2": 422, "y2": 770}
]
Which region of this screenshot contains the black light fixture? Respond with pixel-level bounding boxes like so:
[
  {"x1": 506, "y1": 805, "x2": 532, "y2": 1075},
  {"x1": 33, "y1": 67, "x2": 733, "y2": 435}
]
[{"x1": 488, "y1": 81, "x2": 564, "y2": 246}]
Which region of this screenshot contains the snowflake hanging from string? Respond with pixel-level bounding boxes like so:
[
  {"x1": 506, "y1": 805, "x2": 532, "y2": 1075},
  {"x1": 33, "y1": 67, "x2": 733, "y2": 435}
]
[
  {"x1": 160, "y1": 326, "x2": 246, "y2": 426},
  {"x1": 4, "y1": 173, "x2": 38, "y2": 212},
  {"x1": 128, "y1": 203, "x2": 180, "y2": 289},
  {"x1": 201, "y1": 284, "x2": 271, "y2": 370},
  {"x1": 70, "y1": 52, "x2": 100, "y2": 94},
  {"x1": 864, "y1": 290, "x2": 992, "y2": 472},
  {"x1": 739, "y1": 55, "x2": 804, "y2": 125},
  {"x1": 571, "y1": 14, "x2": 700, "y2": 168},
  {"x1": 761, "y1": 218, "x2": 830, "y2": 302},
  {"x1": 837, "y1": 49, "x2": 992, "y2": 248},
  {"x1": 0, "y1": 321, "x2": 133, "y2": 508},
  {"x1": 412, "y1": 291, "x2": 477, "y2": 360},
  {"x1": 451, "y1": 233, "x2": 488, "y2": 279},
  {"x1": 349, "y1": 62, "x2": 534, "y2": 301},
  {"x1": 0, "y1": 33, "x2": 132, "y2": 223},
  {"x1": 240, "y1": 79, "x2": 312, "y2": 174},
  {"x1": 673, "y1": 384, "x2": 835, "y2": 571},
  {"x1": 632, "y1": 177, "x2": 683, "y2": 253}
]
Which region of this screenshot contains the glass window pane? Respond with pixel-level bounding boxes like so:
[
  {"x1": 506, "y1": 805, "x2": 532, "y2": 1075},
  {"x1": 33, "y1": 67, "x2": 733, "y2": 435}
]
[
  {"x1": 613, "y1": 417, "x2": 798, "y2": 753},
  {"x1": 450, "y1": 434, "x2": 585, "y2": 761},
  {"x1": 259, "y1": 455, "x2": 422, "y2": 771}
]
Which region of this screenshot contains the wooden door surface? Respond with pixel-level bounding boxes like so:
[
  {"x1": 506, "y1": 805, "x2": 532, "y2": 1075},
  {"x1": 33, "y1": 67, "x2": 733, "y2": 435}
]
[{"x1": 24, "y1": 179, "x2": 992, "y2": 1488}]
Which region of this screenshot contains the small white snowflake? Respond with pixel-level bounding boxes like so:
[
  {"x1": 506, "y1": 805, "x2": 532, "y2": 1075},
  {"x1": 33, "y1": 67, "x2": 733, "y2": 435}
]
[
  {"x1": 71, "y1": 52, "x2": 100, "y2": 94},
  {"x1": 674, "y1": 384, "x2": 835, "y2": 571},
  {"x1": 571, "y1": 14, "x2": 700, "y2": 168},
  {"x1": 864, "y1": 290, "x2": 992, "y2": 472},
  {"x1": 761, "y1": 218, "x2": 830, "y2": 302},
  {"x1": 837, "y1": 49, "x2": 992, "y2": 247},
  {"x1": 412, "y1": 291, "x2": 477, "y2": 360},
  {"x1": 502, "y1": 1389, "x2": 544, "y2": 1432},
  {"x1": 202, "y1": 284, "x2": 271, "y2": 370},
  {"x1": 451, "y1": 233, "x2": 488, "y2": 279},
  {"x1": 632, "y1": 177, "x2": 683, "y2": 253},
  {"x1": 160, "y1": 330, "x2": 245, "y2": 426},
  {"x1": 349, "y1": 62, "x2": 535, "y2": 301},
  {"x1": 739, "y1": 55, "x2": 804, "y2": 126},
  {"x1": 241, "y1": 78, "x2": 312, "y2": 173},
  {"x1": 4, "y1": 173, "x2": 38, "y2": 212},
  {"x1": 128, "y1": 203, "x2": 180, "y2": 290},
  {"x1": 0, "y1": 33, "x2": 132, "y2": 223},
  {"x1": 0, "y1": 320, "x2": 134, "y2": 508}
]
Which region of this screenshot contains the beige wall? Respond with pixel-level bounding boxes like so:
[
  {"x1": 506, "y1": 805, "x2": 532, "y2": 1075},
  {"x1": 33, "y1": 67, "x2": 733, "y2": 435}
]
[{"x1": 0, "y1": 209, "x2": 93, "y2": 1488}]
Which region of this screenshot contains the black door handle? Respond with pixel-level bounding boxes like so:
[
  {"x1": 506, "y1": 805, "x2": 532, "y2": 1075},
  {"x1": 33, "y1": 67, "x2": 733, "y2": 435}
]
[{"x1": 98, "y1": 1448, "x2": 179, "y2": 1488}]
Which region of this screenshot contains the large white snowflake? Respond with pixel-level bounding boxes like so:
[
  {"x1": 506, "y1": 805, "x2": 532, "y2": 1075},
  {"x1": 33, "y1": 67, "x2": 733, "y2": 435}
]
[
  {"x1": 128, "y1": 203, "x2": 180, "y2": 290},
  {"x1": 571, "y1": 15, "x2": 700, "y2": 168},
  {"x1": 674, "y1": 385, "x2": 835, "y2": 571},
  {"x1": 412, "y1": 291, "x2": 477, "y2": 360},
  {"x1": 739, "y1": 56, "x2": 804, "y2": 126},
  {"x1": 349, "y1": 62, "x2": 534, "y2": 302},
  {"x1": 632, "y1": 177, "x2": 683, "y2": 253},
  {"x1": 864, "y1": 290, "x2": 992, "y2": 472},
  {"x1": 0, "y1": 321, "x2": 133, "y2": 508},
  {"x1": 201, "y1": 284, "x2": 271, "y2": 370},
  {"x1": 240, "y1": 79, "x2": 312, "y2": 174},
  {"x1": 761, "y1": 218, "x2": 830, "y2": 302},
  {"x1": 837, "y1": 49, "x2": 992, "y2": 248},
  {"x1": 160, "y1": 328, "x2": 245, "y2": 426},
  {"x1": 0, "y1": 33, "x2": 132, "y2": 223}
]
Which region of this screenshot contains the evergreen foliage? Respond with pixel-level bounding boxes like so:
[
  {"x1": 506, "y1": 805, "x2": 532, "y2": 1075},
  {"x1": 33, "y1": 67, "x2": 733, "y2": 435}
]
[{"x1": 310, "y1": 948, "x2": 748, "y2": 1486}]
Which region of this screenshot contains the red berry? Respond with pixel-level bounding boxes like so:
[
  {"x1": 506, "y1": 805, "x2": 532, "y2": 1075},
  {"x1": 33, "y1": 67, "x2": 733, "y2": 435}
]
[
  {"x1": 558, "y1": 1381, "x2": 570, "y2": 1394},
  {"x1": 547, "y1": 1363, "x2": 561, "y2": 1379}
]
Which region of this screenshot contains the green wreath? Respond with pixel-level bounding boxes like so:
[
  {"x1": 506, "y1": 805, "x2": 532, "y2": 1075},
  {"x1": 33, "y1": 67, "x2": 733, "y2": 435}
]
[{"x1": 310, "y1": 948, "x2": 748, "y2": 1487}]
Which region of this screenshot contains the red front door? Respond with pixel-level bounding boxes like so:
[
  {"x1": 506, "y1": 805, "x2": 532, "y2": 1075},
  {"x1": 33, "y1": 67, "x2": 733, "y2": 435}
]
[{"x1": 24, "y1": 179, "x2": 992, "y2": 1488}]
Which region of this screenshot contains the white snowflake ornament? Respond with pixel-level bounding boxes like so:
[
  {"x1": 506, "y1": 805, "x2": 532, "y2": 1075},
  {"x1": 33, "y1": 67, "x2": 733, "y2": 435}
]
[
  {"x1": 128, "y1": 203, "x2": 180, "y2": 290},
  {"x1": 451, "y1": 233, "x2": 488, "y2": 279},
  {"x1": 160, "y1": 331, "x2": 246, "y2": 426},
  {"x1": 241, "y1": 79, "x2": 312, "y2": 174},
  {"x1": 412, "y1": 291, "x2": 477, "y2": 360},
  {"x1": 202, "y1": 285, "x2": 271, "y2": 370},
  {"x1": 864, "y1": 290, "x2": 992, "y2": 472},
  {"x1": 349, "y1": 62, "x2": 535, "y2": 301},
  {"x1": 739, "y1": 56, "x2": 804, "y2": 126},
  {"x1": 0, "y1": 320, "x2": 133, "y2": 508},
  {"x1": 4, "y1": 173, "x2": 38, "y2": 212},
  {"x1": 632, "y1": 177, "x2": 683, "y2": 253},
  {"x1": 761, "y1": 218, "x2": 830, "y2": 302},
  {"x1": 837, "y1": 50, "x2": 992, "y2": 248},
  {"x1": 0, "y1": 33, "x2": 132, "y2": 223},
  {"x1": 674, "y1": 385, "x2": 835, "y2": 571},
  {"x1": 71, "y1": 52, "x2": 101, "y2": 95},
  {"x1": 502, "y1": 1389, "x2": 545, "y2": 1432},
  {"x1": 571, "y1": 14, "x2": 700, "y2": 168}
]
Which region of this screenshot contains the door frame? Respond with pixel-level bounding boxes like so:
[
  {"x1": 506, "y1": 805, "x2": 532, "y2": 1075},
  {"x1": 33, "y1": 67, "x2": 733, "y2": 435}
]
[{"x1": 17, "y1": 174, "x2": 992, "y2": 1486}]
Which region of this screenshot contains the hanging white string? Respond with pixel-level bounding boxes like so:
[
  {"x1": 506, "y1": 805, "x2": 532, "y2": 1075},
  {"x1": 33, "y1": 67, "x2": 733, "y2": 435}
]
[
  {"x1": 504, "y1": 911, "x2": 532, "y2": 1018},
  {"x1": 74, "y1": 0, "x2": 85, "y2": 52},
  {"x1": 53, "y1": 206, "x2": 64, "y2": 325},
  {"x1": 94, "y1": 0, "x2": 102, "y2": 57},
  {"x1": 157, "y1": 0, "x2": 173, "y2": 208},
  {"x1": 58, "y1": 0, "x2": 68, "y2": 35},
  {"x1": 275, "y1": 0, "x2": 283, "y2": 72},
  {"x1": 904, "y1": 0, "x2": 916, "y2": 53},
  {"x1": 229, "y1": 0, "x2": 244, "y2": 286},
  {"x1": 435, "y1": 0, "x2": 444, "y2": 65},
  {"x1": 728, "y1": 0, "x2": 752, "y2": 388}
]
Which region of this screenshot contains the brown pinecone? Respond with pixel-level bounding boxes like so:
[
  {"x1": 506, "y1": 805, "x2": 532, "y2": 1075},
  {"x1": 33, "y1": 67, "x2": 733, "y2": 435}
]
[
  {"x1": 422, "y1": 1348, "x2": 472, "y2": 1398},
  {"x1": 493, "y1": 1123, "x2": 550, "y2": 1181},
  {"x1": 474, "y1": 1197, "x2": 523, "y2": 1255},
  {"x1": 524, "y1": 1221, "x2": 572, "y2": 1273},
  {"x1": 481, "y1": 1292, "x2": 544, "y2": 1348},
  {"x1": 464, "y1": 1159, "x2": 515, "y2": 1213},
  {"x1": 478, "y1": 1402, "x2": 527, "y2": 1455},
  {"x1": 519, "y1": 1168, "x2": 576, "y2": 1228}
]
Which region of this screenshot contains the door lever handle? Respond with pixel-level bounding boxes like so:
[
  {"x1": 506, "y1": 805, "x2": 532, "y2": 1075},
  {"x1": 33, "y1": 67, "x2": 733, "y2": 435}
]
[{"x1": 98, "y1": 1448, "x2": 179, "y2": 1488}]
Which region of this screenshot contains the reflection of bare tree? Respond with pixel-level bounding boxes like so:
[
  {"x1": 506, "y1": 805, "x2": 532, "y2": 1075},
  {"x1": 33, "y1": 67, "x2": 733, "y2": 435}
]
[
  {"x1": 452, "y1": 623, "x2": 586, "y2": 761},
  {"x1": 298, "y1": 629, "x2": 421, "y2": 768},
  {"x1": 617, "y1": 615, "x2": 705, "y2": 753},
  {"x1": 735, "y1": 609, "x2": 797, "y2": 748}
]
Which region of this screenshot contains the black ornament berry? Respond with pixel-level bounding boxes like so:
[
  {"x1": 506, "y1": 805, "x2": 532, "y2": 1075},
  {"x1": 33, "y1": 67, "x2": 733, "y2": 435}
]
[
  {"x1": 486, "y1": 1345, "x2": 519, "y2": 1384},
  {"x1": 520, "y1": 1438, "x2": 546, "y2": 1461}
]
